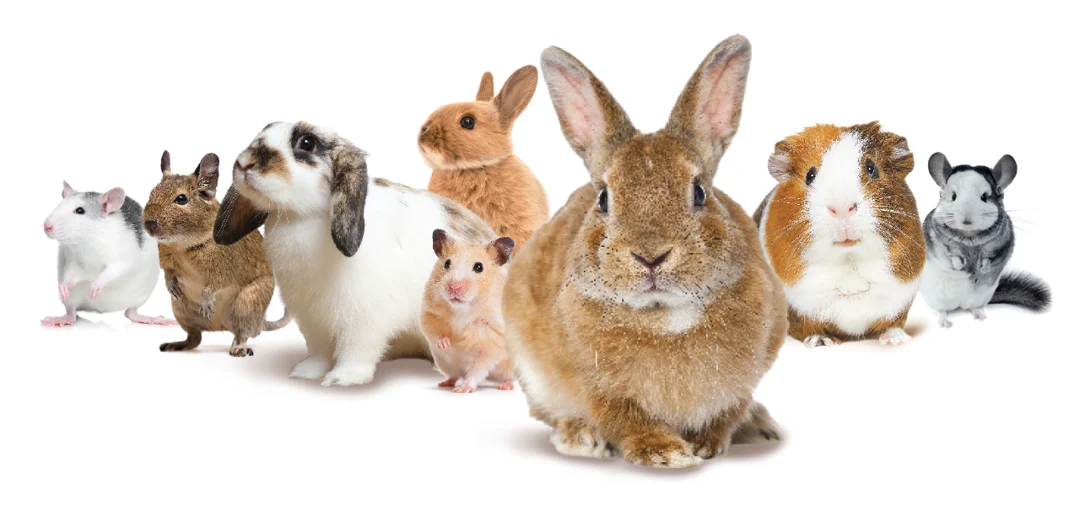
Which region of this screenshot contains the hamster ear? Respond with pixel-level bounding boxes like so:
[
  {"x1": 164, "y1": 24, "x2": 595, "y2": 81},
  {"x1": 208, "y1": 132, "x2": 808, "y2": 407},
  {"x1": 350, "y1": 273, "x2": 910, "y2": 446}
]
[
  {"x1": 993, "y1": 154, "x2": 1017, "y2": 190},
  {"x1": 160, "y1": 150, "x2": 172, "y2": 176},
  {"x1": 767, "y1": 141, "x2": 793, "y2": 182},
  {"x1": 540, "y1": 46, "x2": 637, "y2": 180},
  {"x1": 488, "y1": 236, "x2": 515, "y2": 266},
  {"x1": 432, "y1": 229, "x2": 454, "y2": 257},
  {"x1": 664, "y1": 35, "x2": 752, "y2": 181},
  {"x1": 476, "y1": 72, "x2": 495, "y2": 101},
  {"x1": 62, "y1": 181, "x2": 76, "y2": 198},
  {"x1": 928, "y1": 152, "x2": 953, "y2": 187},
  {"x1": 329, "y1": 140, "x2": 369, "y2": 257},
  {"x1": 195, "y1": 153, "x2": 220, "y2": 198},
  {"x1": 494, "y1": 65, "x2": 538, "y2": 129},
  {"x1": 213, "y1": 186, "x2": 268, "y2": 246},
  {"x1": 100, "y1": 188, "x2": 126, "y2": 215}
]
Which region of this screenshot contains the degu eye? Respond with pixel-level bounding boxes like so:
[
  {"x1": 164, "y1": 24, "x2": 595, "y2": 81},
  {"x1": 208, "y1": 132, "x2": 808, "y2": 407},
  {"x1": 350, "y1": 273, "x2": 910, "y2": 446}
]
[
  {"x1": 444, "y1": 259, "x2": 451, "y2": 270},
  {"x1": 174, "y1": 194, "x2": 188, "y2": 205},
  {"x1": 693, "y1": 183, "x2": 707, "y2": 208},
  {"x1": 460, "y1": 115, "x2": 475, "y2": 130},
  {"x1": 473, "y1": 262, "x2": 484, "y2": 274},
  {"x1": 296, "y1": 134, "x2": 318, "y2": 153},
  {"x1": 805, "y1": 167, "x2": 818, "y2": 186},
  {"x1": 981, "y1": 193, "x2": 989, "y2": 202},
  {"x1": 951, "y1": 192, "x2": 957, "y2": 202},
  {"x1": 74, "y1": 207, "x2": 85, "y2": 215},
  {"x1": 865, "y1": 159, "x2": 879, "y2": 179},
  {"x1": 597, "y1": 188, "x2": 609, "y2": 213}
]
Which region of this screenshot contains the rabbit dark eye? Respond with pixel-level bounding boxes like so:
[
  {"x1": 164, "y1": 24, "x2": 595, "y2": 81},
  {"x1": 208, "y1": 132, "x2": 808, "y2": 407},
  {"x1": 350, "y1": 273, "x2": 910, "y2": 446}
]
[
  {"x1": 805, "y1": 167, "x2": 817, "y2": 186},
  {"x1": 951, "y1": 192, "x2": 957, "y2": 202},
  {"x1": 174, "y1": 194, "x2": 188, "y2": 205},
  {"x1": 444, "y1": 259, "x2": 451, "y2": 270},
  {"x1": 598, "y1": 189, "x2": 609, "y2": 213},
  {"x1": 460, "y1": 115, "x2": 475, "y2": 130},
  {"x1": 693, "y1": 183, "x2": 707, "y2": 208},
  {"x1": 473, "y1": 262, "x2": 484, "y2": 274},
  {"x1": 981, "y1": 193, "x2": 989, "y2": 202},
  {"x1": 296, "y1": 134, "x2": 318, "y2": 153},
  {"x1": 865, "y1": 159, "x2": 879, "y2": 179},
  {"x1": 74, "y1": 207, "x2": 85, "y2": 215}
]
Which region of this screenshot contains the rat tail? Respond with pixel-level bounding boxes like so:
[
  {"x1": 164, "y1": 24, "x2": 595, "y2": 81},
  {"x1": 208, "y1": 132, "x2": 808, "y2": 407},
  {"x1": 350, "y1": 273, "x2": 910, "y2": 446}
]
[
  {"x1": 264, "y1": 309, "x2": 293, "y2": 332},
  {"x1": 991, "y1": 272, "x2": 1051, "y2": 312}
]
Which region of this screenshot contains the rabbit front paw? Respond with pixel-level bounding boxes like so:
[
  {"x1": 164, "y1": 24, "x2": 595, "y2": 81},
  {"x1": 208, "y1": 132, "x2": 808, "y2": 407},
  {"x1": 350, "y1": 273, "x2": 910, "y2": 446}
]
[
  {"x1": 621, "y1": 433, "x2": 702, "y2": 469},
  {"x1": 550, "y1": 418, "x2": 612, "y2": 459}
]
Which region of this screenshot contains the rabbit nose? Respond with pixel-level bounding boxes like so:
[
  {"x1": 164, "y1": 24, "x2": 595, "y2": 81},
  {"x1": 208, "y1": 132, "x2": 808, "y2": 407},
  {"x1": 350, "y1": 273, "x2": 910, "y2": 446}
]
[
  {"x1": 144, "y1": 220, "x2": 158, "y2": 234},
  {"x1": 828, "y1": 202, "x2": 858, "y2": 220},
  {"x1": 632, "y1": 250, "x2": 671, "y2": 270}
]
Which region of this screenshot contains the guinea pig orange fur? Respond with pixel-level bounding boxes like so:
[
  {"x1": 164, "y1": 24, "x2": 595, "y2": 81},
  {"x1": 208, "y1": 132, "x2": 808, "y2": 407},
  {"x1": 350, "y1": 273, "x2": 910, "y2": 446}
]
[
  {"x1": 419, "y1": 67, "x2": 549, "y2": 250},
  {"x1": 420, "y1": 229, "x2": 515, "y2": 393}
]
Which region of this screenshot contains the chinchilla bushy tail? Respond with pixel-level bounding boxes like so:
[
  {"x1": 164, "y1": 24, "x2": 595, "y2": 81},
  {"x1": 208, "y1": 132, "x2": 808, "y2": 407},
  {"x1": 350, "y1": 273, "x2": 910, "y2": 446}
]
[
  {"x1": 991, "y1": 272, "x2": 1051, "y2": 312},
  {"x1": 264, "y1": 309, "x2": 293, "y2": 331}
]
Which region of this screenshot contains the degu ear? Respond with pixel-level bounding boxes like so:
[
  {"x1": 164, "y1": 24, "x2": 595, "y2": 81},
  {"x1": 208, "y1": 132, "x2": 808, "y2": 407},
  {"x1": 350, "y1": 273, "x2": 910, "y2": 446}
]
[
  {"x1": 432, "y1": 229, "x2": 454, "y2": 257},
  {"x1": 488, "y1": 236, "x2": 515, "y2": 266},
  {"x1": 493, "y1": 65, "x2": 538, "y2": 129},
  {"x1": 993, "y1": 154, "x2": 1017, "y2": 190},
  {"x1": 195, "y1": 153, "x2": 220, "y2": 198},
  {"x1": 213, "y1": 186, "x2": 269, "y2": 246},
  {"x1": 476, "y1": 72, "x2": 495, "y2": 101},
  {"x1": 540, "y1": 46, "x2": 637, "y2": 180},
  {"x1": 767, "y1": 141, "x2": 793, "y2": 182},
  {"x1": 100, "y1": 187, "x2": 126, "y2": 215},
  {"x1": 62, "y1": 181, "x2": 76, "y2": 198},
  {"x1": 329, "y1": 139, "x2": 369, "y2": 257},
  {"x1": 664, "y1": 35, "x2": 752, "y2": 180},
  {"x1": 160, "y1": 150, "x2": 172, "y2": 177},
  {"x1": 928, "y1": 152, "x2": 953, "y2": 187}
]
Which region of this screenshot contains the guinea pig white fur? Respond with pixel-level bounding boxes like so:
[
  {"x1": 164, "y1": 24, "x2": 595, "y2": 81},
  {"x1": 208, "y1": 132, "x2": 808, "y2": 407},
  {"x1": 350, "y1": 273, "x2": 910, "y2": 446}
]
[{"x1": 214, "y1": 121, "x2": 496, "y2": 387}]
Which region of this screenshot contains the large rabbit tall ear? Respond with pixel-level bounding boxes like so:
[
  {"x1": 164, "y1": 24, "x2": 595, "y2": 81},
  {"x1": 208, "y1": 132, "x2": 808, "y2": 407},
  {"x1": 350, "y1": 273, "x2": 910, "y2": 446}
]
[
  {"x1": 195, "y1": 153, "x2": 220, "y2": 198},
  {"x1": 213, "y1": 186, "x2": 268, "y2": 246},
  {"x1": 329, "y1": 140, "x2": 369, "y2": 257},
  {"x1": 664, "y1": 35, "x2": 752, "y2": 181},
  {"x1": 493, "y1": 65, "x2": 538, "y2": 129},
  {"x1": 928, "y1": 152, "x2": 953, "y2": 187},
  {"x1": 476, "y1": 72, "x2": 495, "y2": 101},
  {"x1": 993, "y1": 154, "x2": 1017, "y2": 190},
  {"x1": 160, "y1": 150, "x2": 172, "y2": 176},
  {"x1": 540, "y1": 46, "x2": 637, "y2": 180}
]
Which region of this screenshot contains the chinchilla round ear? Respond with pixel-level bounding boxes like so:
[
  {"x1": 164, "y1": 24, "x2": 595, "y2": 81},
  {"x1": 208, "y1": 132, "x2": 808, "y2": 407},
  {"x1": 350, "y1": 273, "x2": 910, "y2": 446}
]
[
  {"x1": 928, "y1": 152, "x2": 953, "y2": 187},
  {"x1": 476, "y1": 72, "x2": 495, "y2": 101},
  {"x1": 161, "y1": 150, "x2": 172, "y2": 176},
  {"x1": 993, "y1": 154, "x2": 1017, "y2": 190},
  {"x1": 195, "y1": 153, "x2": 220, "y2": 198},
  {"x1": 213, "y1": 186, "x2": 268, "y2": 246},
  {"x1": 329, "y1": 140, "x2": 369, "y2": 257}
]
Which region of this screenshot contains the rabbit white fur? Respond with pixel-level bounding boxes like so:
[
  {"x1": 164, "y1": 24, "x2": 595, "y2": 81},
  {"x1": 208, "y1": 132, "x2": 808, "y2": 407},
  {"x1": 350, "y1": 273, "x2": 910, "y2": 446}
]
[{"x1": 214, "y1": 121, "x2": 496, "y2": 386}]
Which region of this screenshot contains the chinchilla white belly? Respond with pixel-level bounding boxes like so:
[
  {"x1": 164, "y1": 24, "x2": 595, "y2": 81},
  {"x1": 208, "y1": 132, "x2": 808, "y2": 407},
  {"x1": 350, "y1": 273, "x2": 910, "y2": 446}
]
[{"x1": 919, "y1": 260, "x2": 995, "y2": 311}]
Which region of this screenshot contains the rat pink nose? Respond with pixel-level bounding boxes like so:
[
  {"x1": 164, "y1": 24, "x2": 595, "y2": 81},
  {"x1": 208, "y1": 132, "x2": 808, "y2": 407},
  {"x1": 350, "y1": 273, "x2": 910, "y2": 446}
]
[
  {"x1": 44, "y1": 222, "x2": 53, "y2": 233},
  {"x1": 828, "y1": 202, "x2": 858, "y2": 220}
]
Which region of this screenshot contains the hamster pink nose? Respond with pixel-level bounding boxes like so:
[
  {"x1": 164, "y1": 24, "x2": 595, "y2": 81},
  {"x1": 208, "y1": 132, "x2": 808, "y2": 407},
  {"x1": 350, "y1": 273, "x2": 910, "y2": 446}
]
[
  {"x1": 446, "y1": 280, "x2": 468, "y2": 297},
  {"x1": 828, "y1": 202, "x2": 858, "y2": 220}
]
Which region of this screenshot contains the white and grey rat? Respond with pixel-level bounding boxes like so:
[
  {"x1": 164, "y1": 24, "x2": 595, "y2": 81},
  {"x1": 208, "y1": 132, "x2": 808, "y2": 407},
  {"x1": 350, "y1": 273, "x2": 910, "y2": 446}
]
[
  {"x1": 920, "y1": 153, "x2": 1051, "y2": 327},
  {"x1": 42, "y1": 182, "x2": 172, "y2": 327}
]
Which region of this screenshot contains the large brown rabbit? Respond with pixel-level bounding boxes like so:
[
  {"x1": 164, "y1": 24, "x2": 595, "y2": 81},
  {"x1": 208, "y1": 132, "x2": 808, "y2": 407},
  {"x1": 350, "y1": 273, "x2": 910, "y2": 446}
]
[
  {"x1": 419, "y1": 66, "x2": 549, "y2": 249},
  {"x1": 502, "y1": 35, "x2": 788, "y2": 468}
]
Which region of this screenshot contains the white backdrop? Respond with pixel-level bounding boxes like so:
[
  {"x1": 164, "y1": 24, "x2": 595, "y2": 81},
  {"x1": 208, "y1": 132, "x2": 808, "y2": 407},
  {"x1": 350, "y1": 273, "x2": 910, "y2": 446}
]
[{"x1": 2, "y1": 1, "x2": 1076, "y2": 504}]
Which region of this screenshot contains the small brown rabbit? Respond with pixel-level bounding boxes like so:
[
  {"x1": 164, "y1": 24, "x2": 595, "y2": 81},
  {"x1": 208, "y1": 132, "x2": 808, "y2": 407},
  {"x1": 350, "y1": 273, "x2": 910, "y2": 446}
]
[
  {"x1": 503, "y1": 36, "x2": 787, "y2": 468},
  {"x1": 419, "y1": 66, "x2": 549, "y2": 250},
  {"x1": 143, "y1": 151, "x2": 289, "y2": 357}
]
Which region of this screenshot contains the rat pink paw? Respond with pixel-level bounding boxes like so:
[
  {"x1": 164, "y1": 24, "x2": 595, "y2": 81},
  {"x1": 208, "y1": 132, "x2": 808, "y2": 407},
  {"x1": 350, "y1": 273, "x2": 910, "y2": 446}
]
[
  {"x1": 453, "y1": 385, "x2": 476, "y2": 394},
  {"x1": 41, "y1": 314, "x2": 76, "y2": 327},
  {"x1": 88, "y1": 282, "x2": 105, "y2": 300},
  {"x1": 436, "y1": 337, "x2": 452, "y2": 350},
  {"x1": 58, "y1": 282, "x2": 73, "y2": 301},
  {"x1": 438, "y1": 377, "x2": 458, "y2": 388},
  {"x1": 125, "y1": 308, "x2": 176, "y2": 326},
  {"x1": 497, "y1": 381, "x2": 515, "y2": 391}
]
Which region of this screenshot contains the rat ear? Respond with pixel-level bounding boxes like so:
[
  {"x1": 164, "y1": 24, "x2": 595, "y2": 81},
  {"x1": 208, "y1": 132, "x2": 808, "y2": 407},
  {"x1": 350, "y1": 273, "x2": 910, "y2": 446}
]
[
  {"x1": 195, "y1": 153, "x2": 220, "y2": 198},
  {"x1": 100, "y1": 188, "x2": 126, "y2": 215},
  {"x1": 62, "y1": 181, "x2": 76, "y2": 198},
  {"x1": 213, "y1": 186, "x2": 268, "y2": 246},
  {"x1": 767, "y1": 141, "x2": 793, "y2": 182},
  {"x1": 160, "y1": 150, "x2": 172, "y2": 176},
  {"x1": 928, "y1": 152, "x2": 953, "y2": 187},
  {"x1": 476, "y1": 72, "x2": 495, "y2": 101},
  {"x1": 329, "y1": 140, "x2": 369, "y2": 257},
  {"x1": 488, "y1": 236, "x2": 515, "y2": 266},
  {"x1": 432, "y1": 229, "x2": 455, "y2": 257},
  {"x1": 993, "y1": 154, "x2": 1017, "y2": 190},
  {"x1": 494, "y1": 65, "x2": 538, "y2": 129}
]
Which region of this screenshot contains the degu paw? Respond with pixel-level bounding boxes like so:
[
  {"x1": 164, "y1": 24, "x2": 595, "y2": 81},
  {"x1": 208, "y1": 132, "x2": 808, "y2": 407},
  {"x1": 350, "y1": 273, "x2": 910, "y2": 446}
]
[
  {"x1": 166, "y1": 278, "x2": 183, "y2": 300},
  {"x1": 879, "y1": 328, "x2": 912, "y2": 346},
  {"x1": 229, "y1": 344, "x2": 254, "y2": 357},
  {"x1": 320, "y1": 365, "x2": 376, "y2": 387},
  {"x1": 199, "y1": 300, "x2": 215, "y2": 320},
  {"x1": 621, "y1": 433, "x2": 702, "y2": 469},
  {"x1": 551, "y1": 419, "x2": 613, "y2": 459},
  {"x1": 803, "y1": 335, "x2": 839, "y2": 348},
  {"x1": 289, "y1": 357, "x2": 332, "y2": 380}
]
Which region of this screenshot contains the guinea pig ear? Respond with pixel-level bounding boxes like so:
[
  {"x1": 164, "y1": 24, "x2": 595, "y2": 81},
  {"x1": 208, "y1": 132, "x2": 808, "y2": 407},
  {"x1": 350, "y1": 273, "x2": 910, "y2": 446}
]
[
  {"x1": 476, "y1": 72, "x2": 495, "y2": 101},
  {"x1": 432, "y1": 229, "x2": 454, "y2": 257},
  {"x1": 928, "y1": 152, "x2": 953, "y2": 187},
  {"x1": 664, "y1": 35, "x2": 752, "y2": 181},
  {"x1": 493, "y1": 65, "x2": 538, "y2": 129},
  {"x1": 62, "y1": 181, "x2": 76, "y2": 198},
  {"x1": 100, "y1": 188, "x2": 126, "y2": 215},
  {"x1": 540, "y1": 46, "x2": 637, "y2": 180},
  {"x1": 213, "y1": 186, "x2": 268, "y2": 246},
  {"x1": 160, "y1": 150, "x2": 172, "y2": 177},
  {"x1": 993, "y1": 154, "x2": 1017, "y2": 190},
  {"x1": 329, "y1": 140, "x2": 369, "y2": 257},
  {"x1": 195, "y1": 153, "x2": 220, "y2": 198},
  {"x1": 488, "y1": 236, "x2": 515, "y2": 266},
  {"x1": 767, "y1": 141, "x2": 793, "y2": 182}
]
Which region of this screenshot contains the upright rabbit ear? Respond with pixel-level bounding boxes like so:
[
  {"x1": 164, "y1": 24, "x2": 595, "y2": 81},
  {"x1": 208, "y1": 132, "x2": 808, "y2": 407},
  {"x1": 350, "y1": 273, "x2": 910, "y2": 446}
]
[
  {"x1": 160, "y1": 150, "x2": 172, "y2": 176},
  {"x1": 476, "y1": 72, "x2": 495, "y2": 101},
  {"x1": 488, "y1": 236, "x2": 515, "y2": 266},
  {"x1": 493, "y1": 65, "x2": 538, "y2": 129},
  {"x1": 329, "y1": 140, "x2": 369, "y2": 257},
  {"x1": 540, "y1": 46, "x2": 636, "y2": 180},
  {"x1": 664, "y1": 35, "x2": 752, "y2": 181},
  {"x1": 62, "y1": 181, "x2": 76, "y2": 198},
  {"x1": 993, "y1": 154, "x2": 1017, "y2": 190},
  {"x1": 213, "y1": 186, "x2": 268, "y2": 246},
  {"x1": 928, "y1": 152, "x2": 953, "y2": 187},
  {"x1": 100, "y1": 188, "x2": 126, "y2": 215},
  {"x1": 195, "y1": 153, "x2": 220, "y2": 198}
]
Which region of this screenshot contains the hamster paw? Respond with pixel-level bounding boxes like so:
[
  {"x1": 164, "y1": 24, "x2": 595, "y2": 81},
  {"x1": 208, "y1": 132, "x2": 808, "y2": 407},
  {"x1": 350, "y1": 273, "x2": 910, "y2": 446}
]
[
  {"x1": 437, "y1": 377, "x2": 459, "y2": 388},
  {"x1": 551, "y1": 418, "x2": 613, "y2": 459},
  {"x1": 320, "y1": 365, "x2": 375, "y2": 387},
  {"x1": 436, "y1": 337, "x2": 452, "y2": 350},
  {"x1": 41, "y1": 314, "x2": 76, "y2": 327},
  {"x1": 452, "y1": 383, "x2": 477, "y2": 394},
  {"x1": 622, "y1": 433, "x2": 702, "y2": 469},
  {"x1": 879, "y1": 328, "x2": 912, "y2": 346},
  {"x1": 289, "y1": 356, "x2": 332, "y2": 380},
  {"x1": 972, "y1": 308, "x2": 988, "y2": 321},
  {"x1": 58, "y1": 281, "x2": 73, "y2": 301},
  {"x1": 803, "y1": 335, "x2": 838, "y2": 348},
  {"x1": 229, "y1": 344, "x2": 254, "y2": 357},
  {"x1": 496, "y1": 381, "x2": 515, "y2": 391}
]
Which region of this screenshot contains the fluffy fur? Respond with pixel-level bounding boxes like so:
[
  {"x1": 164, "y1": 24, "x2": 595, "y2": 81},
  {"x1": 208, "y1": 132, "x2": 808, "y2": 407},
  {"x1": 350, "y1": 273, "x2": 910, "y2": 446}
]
[
  {"x1": 754, "y1": 122, "x2": 925, "y2": 347},
  {"x1": 504, "y1": 36, "x2": 786, "y2": 469},
  {"x1": 42, "y1": 182, "x2": 166, "y2": 327},
  {"x1": 144, "y1": 151, "x2": 288, "y2": 357},
  {"x1": 420, "y1": 231, "x2": 515, "y2": 393},
  {"x1": 214, "y1": 121, "x2": 496, "y2": 386},
  {"x1": 420, "y1": 66, "x2": 549, "y2": 249}
]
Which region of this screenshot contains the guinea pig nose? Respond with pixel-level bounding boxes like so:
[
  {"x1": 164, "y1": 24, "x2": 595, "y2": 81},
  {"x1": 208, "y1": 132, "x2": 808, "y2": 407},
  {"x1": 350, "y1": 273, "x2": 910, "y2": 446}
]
[
  {"x1": 828, "y1": 202, "x2": 858, "y2": 219},
  {"x1": 144, "y1": 220, "x2": 158, "y2": 234}
]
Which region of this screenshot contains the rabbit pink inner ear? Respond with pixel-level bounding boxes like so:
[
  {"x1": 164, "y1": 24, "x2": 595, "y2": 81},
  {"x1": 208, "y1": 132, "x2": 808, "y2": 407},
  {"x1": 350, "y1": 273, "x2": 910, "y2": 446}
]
[
  {"x1": 493, "y1": 65, "x2": 538, "y2": 128},
  {"x1": 101, "y1": 188, "x2": 125, "y2": 215},
  {"x1": 62, "y1": 181, "x2": 76, "y2": 198},
  {"x1": 476, "y1": 72, "x2": 495, "y2": 101},
  {"x1": 432, "y1": 229, "x2": 454, "y2": 257}
]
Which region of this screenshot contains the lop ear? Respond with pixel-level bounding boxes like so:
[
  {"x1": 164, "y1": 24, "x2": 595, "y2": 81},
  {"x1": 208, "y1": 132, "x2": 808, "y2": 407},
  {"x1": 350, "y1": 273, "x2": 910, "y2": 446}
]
[
  {"x1": 664, "y1": 35, "x2": 752, "y2": 180},
  {"x1": 476, "y1": 72, "x2": 495, "y2": 101},
  {"x1": 993, "y1": 154, "x2": 1017, "y2": 190},
  {"x1": 160, "y1": 150, "x2": 172, "y2": 176},
  {"x1": 767, "y1": 141, "x2": 793, "y2": 182},
  {"x1": 493, "y1": 65, "x2": 538, "y2": 129},
  {"x1": 432, "y1": 229, "x2": 454, "y2": 257},
  {"x1": 488, "y1": 236, "x2": 515, "y2": 266},
  {"x1": 213, "y1": 186, "x2": 268, "y2": 246},
  {"x1": 100, "y1": 188, "x2": 126, "y2": 215},
  {"x1": 928, "y1": 152, "x2": 953, "y2": 187},
  {"x1": 540, "y1": 46, "x2": 636, "y2": 180},
  {"x1": 62, "y1": 181, "x2": 76, "y2": 198},
  {"x1": 329, "y1": 140, "x2": 369, "y2": 257},
  {"x1": 195, "y1": 153, "x2": 220, "y2": 199}
]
